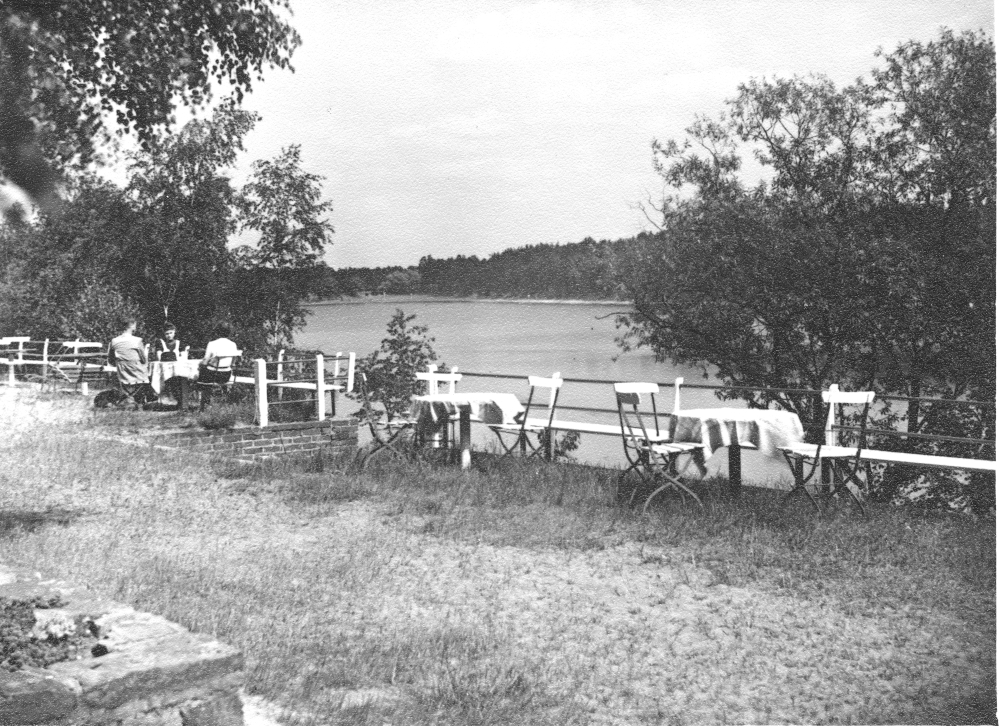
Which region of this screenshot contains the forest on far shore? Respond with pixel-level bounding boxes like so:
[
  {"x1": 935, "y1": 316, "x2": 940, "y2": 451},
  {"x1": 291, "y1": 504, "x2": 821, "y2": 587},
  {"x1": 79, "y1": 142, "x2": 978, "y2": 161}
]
[{"x1": 319, "y1": 234, "x2": 646, "y2": 300}]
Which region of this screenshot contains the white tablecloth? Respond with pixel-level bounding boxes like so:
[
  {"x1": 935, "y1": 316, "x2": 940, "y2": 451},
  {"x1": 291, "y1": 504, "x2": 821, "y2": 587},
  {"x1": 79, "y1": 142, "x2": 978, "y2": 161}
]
[
  {"x1": 410, "y1": 392, "x2": 525, "y2": 437},
  {"x1": 672, "y1": 408, "x2": 805, "y2": 458},
  {"x1": 149, "y1": 359, "x2": 200, "y2": 394}
]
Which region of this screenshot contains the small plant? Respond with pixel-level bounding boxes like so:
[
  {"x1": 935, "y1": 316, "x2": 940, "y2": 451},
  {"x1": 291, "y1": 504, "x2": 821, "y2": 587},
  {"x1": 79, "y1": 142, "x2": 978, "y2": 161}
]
[
  {"x1": 197, "y1": 403, "x2": 243, "y2": 430},
  {"x1": 353, "y1": 309, "x2": 439, "y2": 419},
  {"x1": 1, "y1": 595, "x2": 98, "y2": 671}
]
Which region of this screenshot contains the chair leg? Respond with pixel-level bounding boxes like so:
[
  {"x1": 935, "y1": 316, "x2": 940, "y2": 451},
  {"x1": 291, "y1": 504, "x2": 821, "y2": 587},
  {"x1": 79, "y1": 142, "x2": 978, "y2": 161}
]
[
  {"x1": 832, "y1": 464, "x2": 867, "y2": 516},
  {"x1": 640, "y1": 456, "x2": 703, "y2": 514},
  {"x1": 785, "y1": 456, "x2": 822, "y2": 513}
]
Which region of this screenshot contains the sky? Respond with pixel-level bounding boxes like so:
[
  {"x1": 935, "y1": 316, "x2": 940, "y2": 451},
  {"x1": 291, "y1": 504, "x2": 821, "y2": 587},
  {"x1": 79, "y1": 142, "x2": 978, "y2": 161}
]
[{"x1": 231, "y1": 0, "x2": 993, "y2": 269}]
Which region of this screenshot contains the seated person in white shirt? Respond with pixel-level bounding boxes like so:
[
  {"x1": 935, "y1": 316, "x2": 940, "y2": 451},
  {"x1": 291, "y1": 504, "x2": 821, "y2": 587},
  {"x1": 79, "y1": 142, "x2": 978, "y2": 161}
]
[{"x1": 198, "y1": 323, "x2": 240, "y2": 409}]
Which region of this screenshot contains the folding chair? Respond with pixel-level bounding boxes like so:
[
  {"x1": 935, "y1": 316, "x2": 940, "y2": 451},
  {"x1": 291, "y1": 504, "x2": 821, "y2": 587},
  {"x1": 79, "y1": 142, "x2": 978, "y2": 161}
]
[
  {"x1": 414, "y1": 365, "x2": 463, "y2": 447},
  {"x1": 357, "y1": 372, "x2": 420, "y2": 468},
  {"x1": 490, "y1": 372, "x2": 562, "y2": 458},
  {"x1": 197, "y1": 350, "x2": 242, "y2": 411},
  {"x1": 780, "y1": 386, "x2": 875, "y2": 515},
  {"x1": 614, "y1": 382, "x2": 704, "y2": 512}
]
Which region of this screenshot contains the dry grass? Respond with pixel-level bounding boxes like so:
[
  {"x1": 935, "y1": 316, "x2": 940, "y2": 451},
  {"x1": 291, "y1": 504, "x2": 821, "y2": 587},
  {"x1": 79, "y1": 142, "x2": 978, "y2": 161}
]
[{"x1": 0, "y1": 387, "x2": 994, "y2": 725}]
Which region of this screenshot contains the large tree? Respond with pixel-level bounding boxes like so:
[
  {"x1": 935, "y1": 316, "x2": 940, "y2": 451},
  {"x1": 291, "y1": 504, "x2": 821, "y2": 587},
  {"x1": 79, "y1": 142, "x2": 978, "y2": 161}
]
[
  {"x1": 0, "y1": 0, "x2": 299, "y2": 211},
  {"x1": 124, "y1": 102, "x2": 258, "y2": 343},
  {"x1": 230, "y1": 144, "x2": 334, "y2": 352},
  {"x1": 619, "y1": 29, "x2": 995, "y2": 506}
]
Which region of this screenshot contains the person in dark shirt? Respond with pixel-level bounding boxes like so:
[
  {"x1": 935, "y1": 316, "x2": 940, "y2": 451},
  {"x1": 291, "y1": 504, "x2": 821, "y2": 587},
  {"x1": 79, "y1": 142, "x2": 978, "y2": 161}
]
[{"x1": 156, "y1": 322, "x2": 185, "y2": 362}]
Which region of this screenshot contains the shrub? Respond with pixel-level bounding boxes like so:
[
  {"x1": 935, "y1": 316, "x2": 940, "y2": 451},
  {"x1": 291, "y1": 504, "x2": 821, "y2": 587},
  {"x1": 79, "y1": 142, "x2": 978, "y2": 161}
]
[{"x1": 354, "y1": 309, "x2": 439, "y2": 419}]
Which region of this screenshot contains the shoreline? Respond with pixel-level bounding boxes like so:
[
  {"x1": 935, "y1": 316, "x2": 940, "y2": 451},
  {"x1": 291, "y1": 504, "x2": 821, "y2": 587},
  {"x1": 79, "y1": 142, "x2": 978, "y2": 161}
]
[{"x1": 306, "y1": 296, "x2": 628, "y2": 307}]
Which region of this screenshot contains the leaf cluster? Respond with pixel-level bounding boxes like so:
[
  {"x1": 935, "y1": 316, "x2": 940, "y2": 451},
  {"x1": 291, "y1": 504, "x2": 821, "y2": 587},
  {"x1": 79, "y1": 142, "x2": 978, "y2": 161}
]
[
  {"x1": 0, "y1": 595, "x2": 96, "y2": 672},
  {"x1": 356, "y1": 309, "x2": 439, "y2": 419},
  {"x1": 0, "y1": 0, "x2": 300, "y2": 206},
  {"x1": 623, "y1": 28, "x2": 995, "y2": 507}
]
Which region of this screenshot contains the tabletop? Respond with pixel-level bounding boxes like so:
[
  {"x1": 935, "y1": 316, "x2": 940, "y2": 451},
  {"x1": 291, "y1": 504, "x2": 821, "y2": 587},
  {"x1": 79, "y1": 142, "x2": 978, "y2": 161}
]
[
  {"x1": 410, "y1": 392, "x2": 524, "y2": 436},
  {"x1": 673, "y1": 407, "x2": 804, "y2": 458},
  {"x1": 149, "y1": 359, "x2": 200, "y2": 393}
]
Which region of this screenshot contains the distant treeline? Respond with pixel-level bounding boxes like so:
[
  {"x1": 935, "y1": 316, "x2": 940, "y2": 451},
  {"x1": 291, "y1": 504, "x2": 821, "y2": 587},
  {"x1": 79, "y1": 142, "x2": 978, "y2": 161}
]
[{"x1": 321, "y1": 233, "x2": 660, "y2": 300}]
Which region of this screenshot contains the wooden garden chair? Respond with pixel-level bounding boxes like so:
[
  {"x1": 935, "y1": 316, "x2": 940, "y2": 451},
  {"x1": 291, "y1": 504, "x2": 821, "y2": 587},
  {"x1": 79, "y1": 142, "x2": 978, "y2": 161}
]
[
  {"x1": 614, "y1": 382, "x2": 704, "y2": 512},
  {"x1": 490, "y1": 372, "x2": 562, "y2": 458},
  {"x1": 780, "y1": 386, "x2": 875, "y2": 515},
  {"x1": 196, "y1": 349, "x2": 242, "y2": 410},
  {"x1": 357, "y1": 372, "x2": 420, "y2": 468},
  {"x1": 414, "y1": 365, "x2": 462, "y2": 447}
]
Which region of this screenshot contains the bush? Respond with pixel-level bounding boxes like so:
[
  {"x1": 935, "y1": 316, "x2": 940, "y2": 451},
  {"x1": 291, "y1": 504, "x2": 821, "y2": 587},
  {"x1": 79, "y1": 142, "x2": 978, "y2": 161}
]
[
  {"x1": 197, "y1": 402, "x2": 253, "y2": 430},
  {"x1": 354, "y1": 309, "x2": 439, "y2": 419}
]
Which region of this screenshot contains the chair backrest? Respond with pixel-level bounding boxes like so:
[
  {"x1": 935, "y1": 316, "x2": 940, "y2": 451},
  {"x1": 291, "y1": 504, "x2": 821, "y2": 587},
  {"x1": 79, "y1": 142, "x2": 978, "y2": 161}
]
[
  {"x1": 205, "y1": 350, "x2": 242, "y2": 372},
  {"x1": 415, "y1": 364, "x2": 462, "y2": 395},
  {"x1": 328, "y1": 351, "x2": 356, "y2": 394},
  {"x1": 822, "y1": 384, "x2": 875, "y2": 449},
  {"x1": 613, "y1": 382, "x2": 665, "y2": 453},
  {"x1": 521, "y1": 372, "x2": 563, "y2": 429}
]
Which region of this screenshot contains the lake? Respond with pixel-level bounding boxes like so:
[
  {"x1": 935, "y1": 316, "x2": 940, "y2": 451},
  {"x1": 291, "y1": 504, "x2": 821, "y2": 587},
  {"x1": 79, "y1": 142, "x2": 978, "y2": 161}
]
[{"x1": 298, "y1": 297, "x2": 791, "y2": 484}]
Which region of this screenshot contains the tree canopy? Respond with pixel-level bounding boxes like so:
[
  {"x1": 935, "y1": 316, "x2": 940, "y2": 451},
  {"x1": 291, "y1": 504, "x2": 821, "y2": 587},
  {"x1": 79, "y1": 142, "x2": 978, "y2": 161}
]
[
  {"x1": 0, "y1": 107, "x2": 332, "y2": 356},
  {"x1": 618, "y1": 28, "x2": 995, "y2": 507},
  {"x1": 0, "y1": 0, "x2": 300, "y2": 210}
]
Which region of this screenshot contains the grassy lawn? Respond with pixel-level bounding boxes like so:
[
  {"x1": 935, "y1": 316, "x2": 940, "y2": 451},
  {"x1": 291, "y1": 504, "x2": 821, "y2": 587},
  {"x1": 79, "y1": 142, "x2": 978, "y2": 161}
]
[{"x1": 0, "y1": 389, "x2": 994, "y2": 725}]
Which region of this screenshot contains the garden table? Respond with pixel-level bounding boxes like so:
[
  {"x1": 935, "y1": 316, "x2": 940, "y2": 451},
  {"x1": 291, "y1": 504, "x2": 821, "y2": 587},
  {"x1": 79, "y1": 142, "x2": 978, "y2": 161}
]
[
  {"x1": 149, "y1": 359, "x2": 200, "y2": 408},
  {"x1": 672, "y1": 408, "x2": 805, "y2": 492},
  {"x1": 410, "y1": 392, "x2": 525, "y2": 470}
]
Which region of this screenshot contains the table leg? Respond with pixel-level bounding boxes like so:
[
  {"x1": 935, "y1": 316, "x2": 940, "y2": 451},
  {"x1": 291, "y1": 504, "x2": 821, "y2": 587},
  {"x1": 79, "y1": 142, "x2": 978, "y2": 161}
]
[
  {"x1": 728, "y1": 445, "x2": 742, "y2": 496},
  {"x1": 459, "y1": 409, "x2": 472, "y2": 470}
]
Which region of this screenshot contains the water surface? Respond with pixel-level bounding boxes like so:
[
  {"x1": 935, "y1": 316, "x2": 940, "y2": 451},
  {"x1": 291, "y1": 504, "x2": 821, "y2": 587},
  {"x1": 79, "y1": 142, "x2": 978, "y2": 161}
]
[{"x1": 299, "y1": 298, "x2": 789, "y2": 483}]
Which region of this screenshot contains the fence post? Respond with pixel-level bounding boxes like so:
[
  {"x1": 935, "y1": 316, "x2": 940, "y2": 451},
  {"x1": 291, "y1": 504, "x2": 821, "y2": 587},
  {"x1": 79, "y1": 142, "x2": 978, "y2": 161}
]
[
  {"x1": 331, "y1": 352, "x2": 342, "y2": 416},
  {"x1": 254, "y1": 359, "x2": 268, "y2": 428},
  {"x1": 315, "y1": 353, "x2": 325, "y2": 422},
  {"x1": 673, "y1": 377, "x2": 684, "y2": 413},
  {"x1": 42, "y1": 339, "x2": 49, "y2": 366},
  {"x1": 276, "y1": 349, "x2": 285, "y2": 402},
  {"x1": 345, "y1": 352, "x2": 356, "y2": 395},
  {"x1": 824, "y1": 384, "x2": 839, "y2": 446},
  {"x1": 822, "y1": 384, "x2": 839, "y2": 492}
]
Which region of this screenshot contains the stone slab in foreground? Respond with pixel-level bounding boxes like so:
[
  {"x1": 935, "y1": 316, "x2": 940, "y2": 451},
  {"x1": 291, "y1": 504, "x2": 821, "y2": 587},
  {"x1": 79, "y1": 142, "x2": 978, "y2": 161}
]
[{"x1": 0, "y1": 563, "x2": 245, "y2": 726}]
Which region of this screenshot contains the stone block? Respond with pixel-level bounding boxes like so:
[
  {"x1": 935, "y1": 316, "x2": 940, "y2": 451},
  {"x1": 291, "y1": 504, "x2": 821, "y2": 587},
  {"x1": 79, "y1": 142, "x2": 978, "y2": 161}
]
[
  {"x1": 0, "y1": 667, "x2": 77, "y2": 724},
  {"x1": 179, "y1": 691, "x2": 245, "y2": 726},
  {"x1": 50, "y1": 632, "x2": 243, "y2": 710}
]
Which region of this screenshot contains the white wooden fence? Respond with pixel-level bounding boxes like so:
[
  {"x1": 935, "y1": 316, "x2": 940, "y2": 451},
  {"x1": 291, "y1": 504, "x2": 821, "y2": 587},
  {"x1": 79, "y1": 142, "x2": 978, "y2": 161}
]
[{"x1": 247, "y1": 352, "x2": 356, "y2": 427}]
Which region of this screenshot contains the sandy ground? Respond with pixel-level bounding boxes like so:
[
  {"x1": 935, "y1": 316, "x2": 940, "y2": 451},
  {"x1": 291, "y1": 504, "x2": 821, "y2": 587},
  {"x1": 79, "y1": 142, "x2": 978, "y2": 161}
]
[
  {"x1": 236, "y1": 501, "x2": 991, "y2": 725},
  {"x1": 1, "y1": 386, "x2": 993, "y2": 724}
]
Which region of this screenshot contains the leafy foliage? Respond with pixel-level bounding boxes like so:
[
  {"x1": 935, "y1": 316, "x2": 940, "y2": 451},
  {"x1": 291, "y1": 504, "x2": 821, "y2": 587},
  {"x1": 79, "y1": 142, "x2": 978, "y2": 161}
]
[
  {"x1": 0, "y1": 107, "x2": 332, "y2": 357},
  {"x1": 125, "y1": 101, "x2": 258, "y2": 341},
  {"x1": 0, "y1": 0, "x2": 300, "y2": 211},
  {"x1": 357, "y1": 309, "x2": 439, "y2": 419},
  {"x1": 0, "y1": 595, "x2": 97, "y2": 672},
  {"x1": 619, "y1": 28, "x2": 995, "y2": 509},
  {"x1": 232, "y1": 144, "x2": 335, "y2": 351}
]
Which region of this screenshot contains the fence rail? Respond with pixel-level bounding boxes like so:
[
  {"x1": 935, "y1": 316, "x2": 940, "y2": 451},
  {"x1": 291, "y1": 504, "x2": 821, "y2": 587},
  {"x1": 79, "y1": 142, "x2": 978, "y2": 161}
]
[{"x1": 460, "y1": 370, "x2": 995, "y2": 455}]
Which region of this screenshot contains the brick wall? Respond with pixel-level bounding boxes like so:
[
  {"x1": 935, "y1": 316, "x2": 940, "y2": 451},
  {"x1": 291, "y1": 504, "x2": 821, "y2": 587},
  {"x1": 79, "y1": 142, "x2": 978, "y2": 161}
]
[{"x1": 152, "y1": 419, "x2": 357, "y2": 461}]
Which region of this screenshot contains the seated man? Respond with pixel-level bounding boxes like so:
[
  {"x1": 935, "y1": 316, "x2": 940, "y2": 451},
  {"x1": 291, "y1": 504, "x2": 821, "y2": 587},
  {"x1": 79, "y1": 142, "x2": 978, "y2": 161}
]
[
  {"x1": 107, "y1": 319, "x2": 155, "y2": 408},
  {"x1": 198, "y1": 322, "x2": 240, "y2": 410}
]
